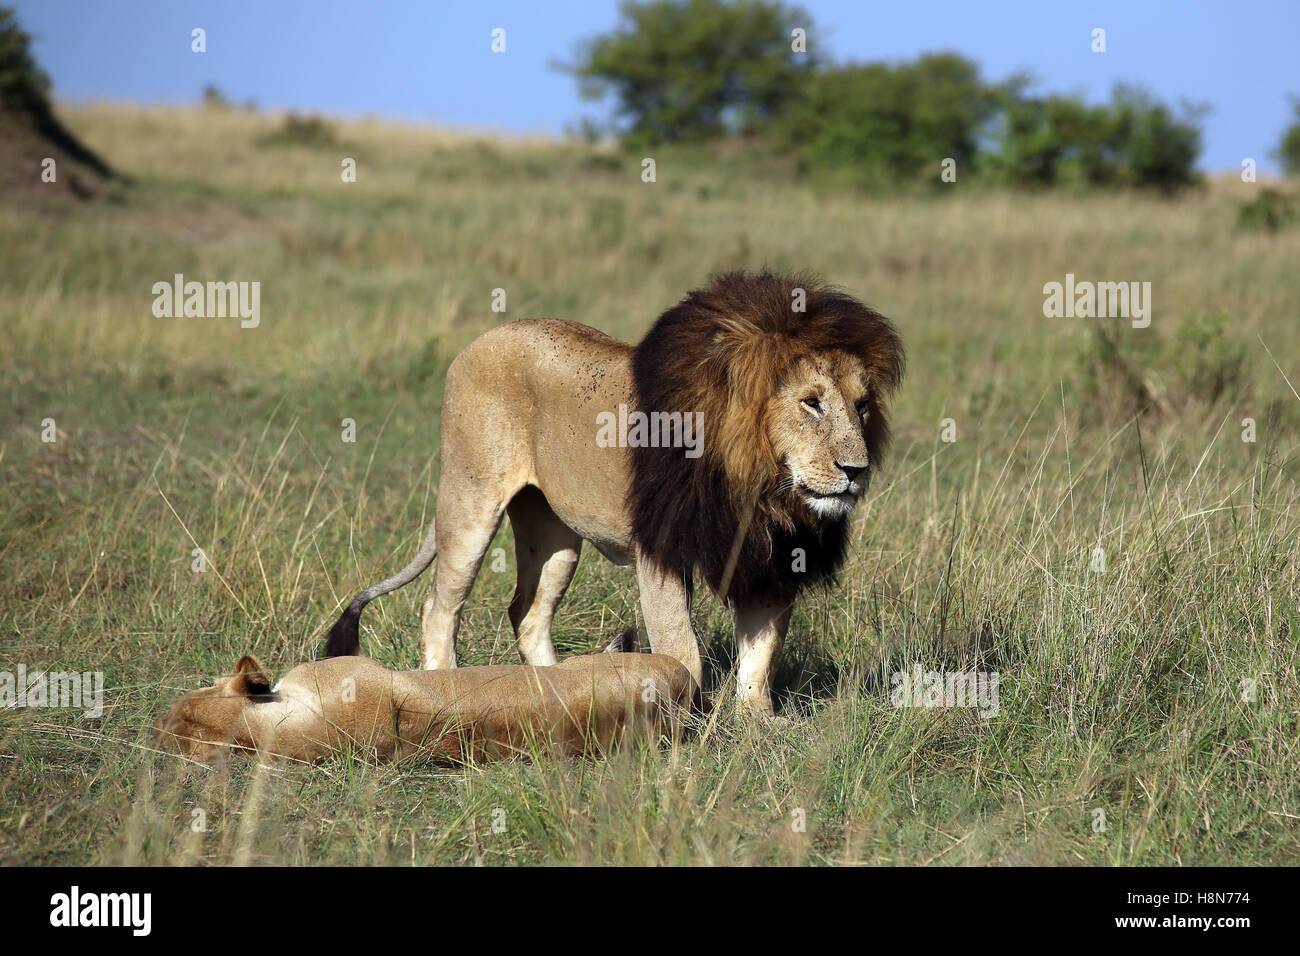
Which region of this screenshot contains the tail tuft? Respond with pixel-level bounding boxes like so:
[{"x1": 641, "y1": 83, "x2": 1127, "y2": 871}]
[
  {"x1": 324, "y1": 606, "x2": 362, "y2": 657},
  {"x1": 605, "y1": 626, "x2": 639, "y2": 654}
]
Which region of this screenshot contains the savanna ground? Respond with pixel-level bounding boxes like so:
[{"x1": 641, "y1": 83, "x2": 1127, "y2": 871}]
[{"x1": 1, "y1": 103, "x2": 1299, "y2": 865}]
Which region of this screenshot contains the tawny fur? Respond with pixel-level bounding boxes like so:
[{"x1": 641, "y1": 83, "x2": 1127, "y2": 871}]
[
  {"x1": 155, "y1": 653, "x2": 697, "y2": 765},
  {"x1": 629, "y1": 270, "x2": 903, "y2": 603},
  {"x1": 322, "y1": 270, "x2": 903, "y2": 715}
]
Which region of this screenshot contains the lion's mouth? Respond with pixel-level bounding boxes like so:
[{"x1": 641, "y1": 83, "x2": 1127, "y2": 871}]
[
  {"x1": 797, "y1": 483, "x2": 858, "y2": 515},
  {"x1": 798, "y1": 482, "x2": 854, "y2": 499}
]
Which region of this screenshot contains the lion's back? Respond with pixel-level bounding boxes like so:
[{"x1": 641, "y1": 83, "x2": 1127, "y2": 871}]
[{"x1": 444, "y1": 319, "x2": 629, "y2": 412}]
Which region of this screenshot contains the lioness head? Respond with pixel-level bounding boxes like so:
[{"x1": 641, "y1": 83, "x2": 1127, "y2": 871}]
[
  {"x1": 154, "y1": 655, "x2": 272, "y2": 761},
  {"x1": 629, "y1": 270, "x2": 903, "y2": 603}
]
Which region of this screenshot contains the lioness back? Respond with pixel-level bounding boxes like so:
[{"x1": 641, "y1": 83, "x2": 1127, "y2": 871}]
[
  {"x1": 440, "y1": 319, "x2": 636, "y2": 562},
  {"x1": 395, "y1": 651, "x2": 696, "y2": 757}
]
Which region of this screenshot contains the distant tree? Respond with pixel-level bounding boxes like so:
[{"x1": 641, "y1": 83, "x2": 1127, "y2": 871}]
[
  {"x1": 202, "y1": 83, "x2": 231, "y2": 109},
  {"x1": 1275, "y1": 95, "x2": 1300, "y2": 176},
  {"x1": 0, "y1": 5, "x2": 52, "y2": 113},
  {"x1": 257, "y1": 112, "x2": 338, "y2": 149},
  {"x1": 571, "y1": 0, "x2": 818, "y2": 145},
  {"x1": 986, "y1": 82, "x2": 1126, "y2": 187},
  {"x1": 0, "y1": 6, "x2": 113, "y2": 177},
  {"x1": 1110, "y1": 85, "x2": 1205, "y2": 193},
  {"x1": 777, "y1": 53, "x2": 996, "y2": 187},
  {"x1": 988, "y1": 83, "x2": 1203, "y2": 192},
  {"x1": 563, "y1": 0, "x2": 1208, "y2": 195}
]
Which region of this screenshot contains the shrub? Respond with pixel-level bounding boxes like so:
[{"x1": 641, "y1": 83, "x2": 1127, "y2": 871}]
[
  {"x1": 568, "y1": 1, "x2": 1206, "y2": 193},
  {"x1": 1074, "y1": 312, "x2": 1249, "y2": 424},
  {"x1": 258, "y1": 112, "x2": 339, "y2": 148},
  {"x1": 570, "y1": 0, "x2": 817, "y2": 146},
  {"x1": 1275, "y1": 94, "x2": 1300, "y2": 177},
  {"x1": 985, "y1": 89, "x2": 1124, "y2": 187},
  {"x1": 0, "y1": 6, "x2": 114, "y2": 179},
  {"x1": 989, "y1": 84, "x2": 1203, "y2": 192},
  {"x1": 0, "y1": 5, "x2": 51, "y2": 113},
  {"x1": 777, "y1": 53, "x2": 995, "y2": 188},
  {"x1": 1111, "y1": 85, "x2": 1205, "y2": 193},
  {"x1": 1237, "y1": 188, "x2": 1298, "y2": 232},
  {"x1": 202, "y1": 83, "x2": 231, "y2": 110}
]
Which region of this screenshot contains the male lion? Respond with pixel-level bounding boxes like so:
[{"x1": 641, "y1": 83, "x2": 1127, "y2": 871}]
[{"x1": 325, "y1": 270, "x2": 903, "y2": 716}]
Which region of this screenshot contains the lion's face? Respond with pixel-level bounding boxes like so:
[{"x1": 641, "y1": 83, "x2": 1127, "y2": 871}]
[
  {"x1": 154, "y1": 656, "x2": 271, "y2": 761},
  {"x1": 630, "y1": 270, "x2": 902, "y2": 602},
  {"x1": 768, "y1": 352, "x2": 873, "y2": 520}
]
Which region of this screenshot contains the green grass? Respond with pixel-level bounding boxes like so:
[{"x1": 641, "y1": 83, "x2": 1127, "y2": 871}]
[{"x1": 1, "y1": 103, "x2": 1299, "y2": 865}]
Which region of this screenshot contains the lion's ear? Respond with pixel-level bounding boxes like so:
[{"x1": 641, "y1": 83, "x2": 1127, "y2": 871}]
[{"x1": 230, "y1": 655, "x2": 272, "y2": 696}]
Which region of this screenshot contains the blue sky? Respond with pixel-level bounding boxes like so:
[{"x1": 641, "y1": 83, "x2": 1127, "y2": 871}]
[{"x1": 14, "y1": 0, "x2": 1298, "y2": 173}]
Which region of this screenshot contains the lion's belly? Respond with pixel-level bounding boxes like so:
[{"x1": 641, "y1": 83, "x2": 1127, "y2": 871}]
[{"x1": 537, "y1": 493, "x2": 634, "y2": 565}]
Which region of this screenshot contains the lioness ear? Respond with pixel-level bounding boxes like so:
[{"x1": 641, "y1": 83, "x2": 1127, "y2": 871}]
[{"x1": 230, "y1": 655, "x2": 272, "y2": 696}]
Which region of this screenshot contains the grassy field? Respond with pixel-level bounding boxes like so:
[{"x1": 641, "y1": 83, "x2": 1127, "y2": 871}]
[{"x1": 2, "y1": 102, "x2": 1299, "y2": 865}]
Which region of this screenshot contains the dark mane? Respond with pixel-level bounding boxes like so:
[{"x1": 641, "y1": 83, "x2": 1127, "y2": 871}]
[{"x1": 627, "y1": 269, "x2": 903, "y2": 605}]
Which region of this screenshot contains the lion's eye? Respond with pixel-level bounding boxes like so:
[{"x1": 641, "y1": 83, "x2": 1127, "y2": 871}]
[
  {"x1": 802, "y1": 396, "x2": 822, "y2": 412},
  {"x1": 856, "y1": 401, "x2": 869, "y2": 417}
]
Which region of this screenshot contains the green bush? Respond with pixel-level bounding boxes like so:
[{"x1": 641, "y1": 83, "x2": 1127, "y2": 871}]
[
  {"x1": 1237, "y1": 187, "x2": 1298, "y2": 232},
  {"x1": 0, "y1": 6, "x2": 114, "y2": 179},
  {"x1": 571, "y1": 1, "x2": 1206, "y2": 193},
  {"x1": 202, "y1": 83, "x2": 231, "y2": 110},
  {"x1": 777, "y1": 53, "x2": 995, "y2": 188},
  {"x1": 0, "y1": 5, "x2": 51, "y2": 113},
  {"x1": 571, "y1": 0, "x2": 817, "y2": 146},
  {"x1": 1074, "y1": 312, "x2": 1249, "y2": 423},
  {"x1": 989, "y1": 84, "x2": 1203, "y2": 192},
  {"x1": 985, "y1": 84, "x2": 1126, "y2": 187},
  {"x1": 258, "y1": 112, "x2": 339, "y2": 148},
  {"x1": 1112, "y1": 85, "x2": 1204, "y2": 193},
  {"x1": 1275, "y1": 94, "x2": 1300, "y2": 177}
]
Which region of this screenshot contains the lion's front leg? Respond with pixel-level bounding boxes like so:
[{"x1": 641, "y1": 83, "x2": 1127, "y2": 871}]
[
  {"x1": 635, "y1": 552, "x2": 702, "y2": 688},
  {"x1": 733, "y1": 600, "x2": 793, "y2": 717}
]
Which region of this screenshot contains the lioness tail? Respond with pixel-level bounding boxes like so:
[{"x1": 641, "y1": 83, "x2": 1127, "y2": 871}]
[{"x1": 324, "y1": 520, "x2": 438, "y2": 657}]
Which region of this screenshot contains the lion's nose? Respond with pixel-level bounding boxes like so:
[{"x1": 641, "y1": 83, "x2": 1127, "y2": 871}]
[{"x1": 837, "y1": 462, "x2": 867, "y2": 482}]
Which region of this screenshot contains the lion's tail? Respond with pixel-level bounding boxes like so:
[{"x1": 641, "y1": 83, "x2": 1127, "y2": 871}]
[{"x1": 323, "y1": 519, "x2": 438, "y2": 657}]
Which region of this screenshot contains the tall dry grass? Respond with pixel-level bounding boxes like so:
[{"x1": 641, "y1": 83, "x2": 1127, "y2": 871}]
[{"x1": 1, "y1": 104, "x2": 1298, "y2": 864}]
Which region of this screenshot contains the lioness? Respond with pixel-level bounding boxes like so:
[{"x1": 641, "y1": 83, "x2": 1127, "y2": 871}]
[
  {"x1": 326, "y1": 270, "x2": 903, "y2": 716},
  {"x1": 155, "y1": 651, "x2": 696, "y2": 765}
]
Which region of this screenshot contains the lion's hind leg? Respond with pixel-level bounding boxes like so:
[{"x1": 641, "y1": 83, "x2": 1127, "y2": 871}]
[
  {"x1": 419, "y1": 488, "x2": 510, "y2": 670},
  {"x1": 505, "y1": 486, "x2": 582, "y2": 667}
]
